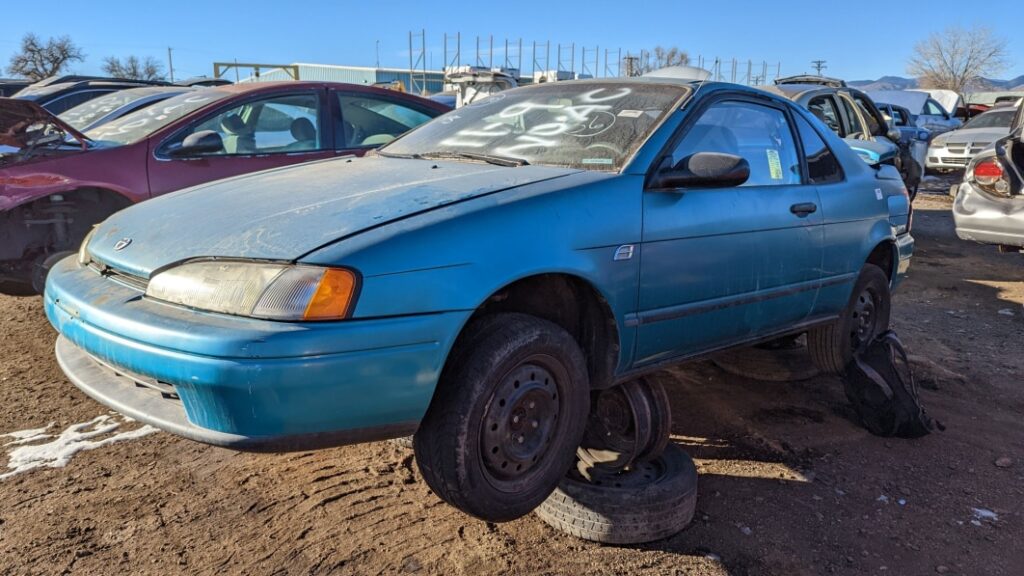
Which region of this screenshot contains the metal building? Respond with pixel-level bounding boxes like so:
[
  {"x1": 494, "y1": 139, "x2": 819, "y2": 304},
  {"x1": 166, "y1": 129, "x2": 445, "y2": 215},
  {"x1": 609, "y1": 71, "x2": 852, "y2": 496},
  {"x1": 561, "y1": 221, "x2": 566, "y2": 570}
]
[{"x1": 241, "y1": 62, "x2": 446, "y2": 94}]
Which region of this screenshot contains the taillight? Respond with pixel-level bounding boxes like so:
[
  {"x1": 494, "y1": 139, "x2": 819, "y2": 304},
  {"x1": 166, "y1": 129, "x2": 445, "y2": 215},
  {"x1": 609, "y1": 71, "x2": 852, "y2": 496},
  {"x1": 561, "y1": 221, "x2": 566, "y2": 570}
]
[{"x1": 972, "y1": 158, "x2": 1011, "y2": 196}]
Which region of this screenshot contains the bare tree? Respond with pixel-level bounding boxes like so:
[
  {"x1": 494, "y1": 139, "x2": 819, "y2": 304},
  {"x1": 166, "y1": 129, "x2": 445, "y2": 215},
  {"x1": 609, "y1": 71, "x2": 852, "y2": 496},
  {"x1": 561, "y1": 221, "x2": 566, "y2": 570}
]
[
  {"x1": 907, "y1": 26, "x2": 1009, "y2": 95},
  {"x1": 647, "y1": 46, "x2": 690, "y2": 73},
  {"x1": 625, "y1": 46, "x2": 690, "y2": 76},
  {"x1": 102, "y1": 55, "x2": 165, "y2": 81},
  {"x1": 6, "y1": 33, "x2": 85, "y2": 81}
]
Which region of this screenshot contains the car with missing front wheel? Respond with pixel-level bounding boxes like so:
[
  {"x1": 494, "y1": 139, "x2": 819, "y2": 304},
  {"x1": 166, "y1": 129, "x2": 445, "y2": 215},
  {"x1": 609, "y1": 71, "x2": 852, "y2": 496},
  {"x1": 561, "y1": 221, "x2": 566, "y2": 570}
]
[{"x1": 45, "y1": 78, "x2": 913, "y2": 527}]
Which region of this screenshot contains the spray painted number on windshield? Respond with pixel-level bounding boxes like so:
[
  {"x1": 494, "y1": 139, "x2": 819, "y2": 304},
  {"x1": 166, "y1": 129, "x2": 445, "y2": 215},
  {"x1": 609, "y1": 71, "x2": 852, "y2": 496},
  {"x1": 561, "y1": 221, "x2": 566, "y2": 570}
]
[{"x1": 440, "y1": 88, "x2": 633, "y2": 155}]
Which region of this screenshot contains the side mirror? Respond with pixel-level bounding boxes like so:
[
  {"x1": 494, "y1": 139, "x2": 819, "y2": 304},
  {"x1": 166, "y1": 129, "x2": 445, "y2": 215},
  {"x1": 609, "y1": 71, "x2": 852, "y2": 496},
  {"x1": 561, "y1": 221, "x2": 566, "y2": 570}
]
[
  {"x1": 886, "y1": 128, "x2": 902, "y2": 143},
  {"x1": 652, "y1": 152, "x2": 750, "y2": 189},
  {"x1": 168, "y1": 130, "x2": 223, "y2": 157}
]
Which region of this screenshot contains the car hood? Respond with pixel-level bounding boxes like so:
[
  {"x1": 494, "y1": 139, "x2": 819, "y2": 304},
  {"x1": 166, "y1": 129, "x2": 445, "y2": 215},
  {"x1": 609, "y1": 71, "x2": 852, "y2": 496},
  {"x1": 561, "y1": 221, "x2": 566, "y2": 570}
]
[
  {"x1": 0, "y1": 97, "x2": 90, "y2": 151},
  {"x1": 867, "y1": 91, "x2": 928, "y2": 114},
  {"x1": 937, "y1": 127, "x2": 1009, "y2": 145},
  {"x1": 89, "y1": 155, "x2": 583, "y2": 277}
]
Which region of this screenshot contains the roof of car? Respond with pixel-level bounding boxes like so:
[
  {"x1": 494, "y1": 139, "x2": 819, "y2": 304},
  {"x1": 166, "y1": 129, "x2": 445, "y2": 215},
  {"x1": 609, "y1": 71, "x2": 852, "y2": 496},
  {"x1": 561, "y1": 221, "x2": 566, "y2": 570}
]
[{"x1": 758, "y1": 84, "x2": 829, "y2": 99}]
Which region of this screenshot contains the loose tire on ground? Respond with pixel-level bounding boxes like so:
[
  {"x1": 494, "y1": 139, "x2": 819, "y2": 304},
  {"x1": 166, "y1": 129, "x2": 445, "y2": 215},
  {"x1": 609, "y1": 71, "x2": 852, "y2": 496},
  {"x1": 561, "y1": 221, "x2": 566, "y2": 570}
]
[
  {"x1": 414, "y1": 313, "x2": 590, "y2": 522},
  {"x1": 535, "y1": 443, "x2": 698, "y2": 544},
  {"x1": 808, "y1": 263, "x2": 891, "y2": 375}
]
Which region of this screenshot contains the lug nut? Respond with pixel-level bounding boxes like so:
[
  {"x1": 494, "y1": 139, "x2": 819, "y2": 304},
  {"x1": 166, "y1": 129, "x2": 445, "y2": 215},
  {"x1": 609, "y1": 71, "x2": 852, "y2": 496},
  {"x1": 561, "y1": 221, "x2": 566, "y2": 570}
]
[
  {"x1": 531, "y1": 420, "x2": 539, "y2": 429},
  {"x1": 517, "y1": 435, "x2": 525, "y2": 444}
]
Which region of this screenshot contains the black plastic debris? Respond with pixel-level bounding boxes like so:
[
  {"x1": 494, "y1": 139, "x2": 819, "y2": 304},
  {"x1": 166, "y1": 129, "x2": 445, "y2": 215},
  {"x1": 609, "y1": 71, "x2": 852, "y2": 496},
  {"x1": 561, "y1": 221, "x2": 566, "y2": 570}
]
[{"x1": 842, "y1": 330, "x2": 944, "y2": 438}]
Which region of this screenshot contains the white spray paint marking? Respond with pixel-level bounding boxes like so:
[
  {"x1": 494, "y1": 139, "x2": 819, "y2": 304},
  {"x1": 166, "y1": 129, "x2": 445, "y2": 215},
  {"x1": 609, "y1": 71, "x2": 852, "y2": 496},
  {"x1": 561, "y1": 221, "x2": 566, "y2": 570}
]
[
  {"x1": 2, "y1": 424, "x2": 53, "y2": 446},
  {"x1": 0, "y1": 415, "x2": 157, "y2": 480}
]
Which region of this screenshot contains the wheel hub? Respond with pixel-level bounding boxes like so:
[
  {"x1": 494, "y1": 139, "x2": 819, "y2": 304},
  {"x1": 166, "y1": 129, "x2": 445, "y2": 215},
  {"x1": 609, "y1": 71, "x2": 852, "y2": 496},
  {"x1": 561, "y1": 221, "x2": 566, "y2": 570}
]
[
  {"x1": 851, "y1": 287, "x2": 878, "y2": 349},
  {"x1": 481, "y1": 363, "x2": 559, "y2": 480},
  {"x1": 577, "y1": 378, "x2": 671, "y2": 472}
]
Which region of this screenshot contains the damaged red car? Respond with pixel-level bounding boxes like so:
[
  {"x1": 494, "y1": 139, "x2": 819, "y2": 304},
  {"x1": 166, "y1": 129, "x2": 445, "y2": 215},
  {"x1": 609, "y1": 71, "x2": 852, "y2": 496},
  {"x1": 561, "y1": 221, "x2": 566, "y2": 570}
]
[{"x1": 0, "y1": 82, "x2": 448, "y2": 294}]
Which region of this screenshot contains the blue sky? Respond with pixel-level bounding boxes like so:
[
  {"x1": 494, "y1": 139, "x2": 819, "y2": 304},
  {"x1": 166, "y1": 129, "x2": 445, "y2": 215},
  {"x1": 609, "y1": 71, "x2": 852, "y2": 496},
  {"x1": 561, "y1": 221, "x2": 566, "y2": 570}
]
[{"x1": 2, "y1": 0, "x2": 1021, "y2": 82}]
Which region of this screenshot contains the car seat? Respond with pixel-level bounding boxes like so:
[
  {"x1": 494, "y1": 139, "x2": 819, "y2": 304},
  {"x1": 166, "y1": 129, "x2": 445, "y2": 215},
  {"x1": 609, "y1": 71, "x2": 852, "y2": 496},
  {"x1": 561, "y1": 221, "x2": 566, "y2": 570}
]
[
  {"x1": 284, "y1": 117, "x2": 317, "y2": 151},
  {"x1": 220, "y1": 113, "x2": 254, "y2": 154}
]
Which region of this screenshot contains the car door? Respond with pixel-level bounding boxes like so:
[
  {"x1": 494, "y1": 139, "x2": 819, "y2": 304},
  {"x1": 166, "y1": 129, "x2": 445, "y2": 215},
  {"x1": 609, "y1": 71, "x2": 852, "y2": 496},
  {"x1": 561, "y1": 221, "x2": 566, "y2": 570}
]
[
  {"x1": 332, "y1": 89, "x2": 439, "y2": 152},
  {"x1": 634, "y1": 95, "x2": 824, "y2": 366},
  {"x1": 147, "y1": 88, "x2": 334, "y2": 196}
]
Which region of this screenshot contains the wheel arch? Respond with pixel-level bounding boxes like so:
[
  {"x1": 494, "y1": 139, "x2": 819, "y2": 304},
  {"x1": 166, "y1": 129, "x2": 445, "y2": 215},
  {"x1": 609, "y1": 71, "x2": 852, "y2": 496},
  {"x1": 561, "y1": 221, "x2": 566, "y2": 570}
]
[
  {"x1": 865, "y1": 239, "x2": 896, "y2": 283},
  {"x1": 444, "y1": 272, "x2": 622, "y2": 391}
]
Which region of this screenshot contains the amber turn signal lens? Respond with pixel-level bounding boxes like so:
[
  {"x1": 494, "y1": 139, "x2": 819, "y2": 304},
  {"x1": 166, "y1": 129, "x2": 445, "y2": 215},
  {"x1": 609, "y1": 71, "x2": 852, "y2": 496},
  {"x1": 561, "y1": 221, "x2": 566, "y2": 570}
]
[{"x1": 303, "y1": 268, "x2": 357, "y2": 320}]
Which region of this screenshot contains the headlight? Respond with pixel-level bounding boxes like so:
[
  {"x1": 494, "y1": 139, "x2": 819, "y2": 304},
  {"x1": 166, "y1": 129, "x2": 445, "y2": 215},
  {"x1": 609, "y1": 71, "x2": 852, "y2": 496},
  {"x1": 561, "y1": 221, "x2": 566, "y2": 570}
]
[
  {"x1": 78, "y1": 227, "x2": 98, "y2": 266},
  {"x1": 146, "y1": 261, "x2": 358, "y2": 321}
]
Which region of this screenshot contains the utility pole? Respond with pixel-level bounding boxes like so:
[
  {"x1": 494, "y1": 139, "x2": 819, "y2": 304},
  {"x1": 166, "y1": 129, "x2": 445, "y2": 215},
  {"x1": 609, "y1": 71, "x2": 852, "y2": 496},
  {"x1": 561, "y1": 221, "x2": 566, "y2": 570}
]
[
  {"x1": 376, "y1": 40, "x2": 380, "y2": 69},
  {"x1": 811, "y1": 59, "x2": 827, "y2": 76},
  {"x1": 167, "y1": 47, "x2": 174, "y2": 82}
]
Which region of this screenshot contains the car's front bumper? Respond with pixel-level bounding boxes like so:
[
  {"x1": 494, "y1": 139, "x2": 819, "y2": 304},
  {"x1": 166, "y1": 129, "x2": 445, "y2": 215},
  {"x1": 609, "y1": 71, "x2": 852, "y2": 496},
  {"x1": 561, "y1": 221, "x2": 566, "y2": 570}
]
[
  {"x1": 953, "y1": 182, "x2": 1024, "y2": 248},
  {"x1": 45, "y1": 257, "x2": 470, "y2": 451},
  {"x1": 927, "y1": 144, "x2": 985, "y2": 170}
]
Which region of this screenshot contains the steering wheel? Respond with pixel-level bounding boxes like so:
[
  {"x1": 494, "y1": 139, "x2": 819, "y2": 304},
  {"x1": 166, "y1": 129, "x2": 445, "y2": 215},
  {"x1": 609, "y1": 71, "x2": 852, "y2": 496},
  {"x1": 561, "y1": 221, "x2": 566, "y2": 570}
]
[{"x1": 585, "y1": 142, "x2": 624, "y2": 156}]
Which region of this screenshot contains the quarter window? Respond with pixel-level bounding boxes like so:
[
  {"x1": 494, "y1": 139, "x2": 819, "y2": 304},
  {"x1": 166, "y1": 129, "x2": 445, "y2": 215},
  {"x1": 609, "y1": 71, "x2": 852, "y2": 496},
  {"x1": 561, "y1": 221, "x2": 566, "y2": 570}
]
[
  {"x1": 808, "y1": 96, "x2": 841, "y2": 135},
  {"x1": 165, "y1": 92, "x2": 322, "y2": 156},
  {"x1": 794, "y1": 114, "x2": 843, "y2": 184},
  {"x1": 669, "y1": 100, "x2": 801, "y2": 187},
  {"x1": 336, "y1": 93, "x2": 434, "y2": 149}
]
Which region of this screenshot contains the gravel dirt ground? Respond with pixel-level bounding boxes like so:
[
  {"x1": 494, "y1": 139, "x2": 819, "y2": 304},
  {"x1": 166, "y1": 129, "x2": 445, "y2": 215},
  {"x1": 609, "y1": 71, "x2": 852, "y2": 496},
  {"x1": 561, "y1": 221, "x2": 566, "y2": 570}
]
[{"x1": 1, "y1": 175, "x2": 1022, "y2": 576}]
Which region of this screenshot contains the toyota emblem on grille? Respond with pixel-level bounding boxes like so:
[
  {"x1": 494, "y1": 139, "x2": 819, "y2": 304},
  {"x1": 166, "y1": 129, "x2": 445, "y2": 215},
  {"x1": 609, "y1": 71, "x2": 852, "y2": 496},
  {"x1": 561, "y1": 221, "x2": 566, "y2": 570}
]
[{"x1": 113, "y1": 238, "x2": 132, "y2": 251}]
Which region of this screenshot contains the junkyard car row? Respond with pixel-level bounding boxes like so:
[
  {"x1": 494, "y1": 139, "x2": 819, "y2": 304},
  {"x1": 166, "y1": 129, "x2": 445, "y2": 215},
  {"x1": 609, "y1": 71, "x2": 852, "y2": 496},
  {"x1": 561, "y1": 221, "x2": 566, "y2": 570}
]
[
  {"x1": 1, "y1": 69, "x2": 1021, "y2": 543},
  {"x1": 0, "y1": 82, "x2": 448, "y2": 294}
]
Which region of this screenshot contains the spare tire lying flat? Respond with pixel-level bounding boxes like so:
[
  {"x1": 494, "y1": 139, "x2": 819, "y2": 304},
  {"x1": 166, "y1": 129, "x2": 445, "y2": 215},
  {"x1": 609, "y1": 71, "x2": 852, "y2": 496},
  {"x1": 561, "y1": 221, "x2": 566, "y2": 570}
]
[{"x1": 535, "y1": 443, "x2": 698, "y2": 544}]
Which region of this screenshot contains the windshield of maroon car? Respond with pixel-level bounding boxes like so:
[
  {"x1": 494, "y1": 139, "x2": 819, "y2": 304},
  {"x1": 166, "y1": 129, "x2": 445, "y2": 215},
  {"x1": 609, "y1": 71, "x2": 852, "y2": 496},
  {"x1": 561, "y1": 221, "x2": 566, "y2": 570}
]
[
  {"x1": 382, "y1": 83, "x2": 689, "y2": 171},
  {"x1": 963, "y1": 109, "x2": 1017, "y2": 130},
  {"x1": 84, "y1": 90, "x2": 230, "y2": 145}
]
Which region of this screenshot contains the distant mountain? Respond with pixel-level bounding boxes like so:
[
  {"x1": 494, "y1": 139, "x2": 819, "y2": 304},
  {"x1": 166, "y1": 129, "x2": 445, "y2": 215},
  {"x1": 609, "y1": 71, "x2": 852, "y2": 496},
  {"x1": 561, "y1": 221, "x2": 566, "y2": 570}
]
[
  {"x1": 849, "y1": 75, "x2": 1024, "y2": 91},
  {"x1": 977, "y1": 75, "x2": 1024, "y2": 90},
  {"x1": 849, "y1": 76, "x2": 919, "y2": 91}
]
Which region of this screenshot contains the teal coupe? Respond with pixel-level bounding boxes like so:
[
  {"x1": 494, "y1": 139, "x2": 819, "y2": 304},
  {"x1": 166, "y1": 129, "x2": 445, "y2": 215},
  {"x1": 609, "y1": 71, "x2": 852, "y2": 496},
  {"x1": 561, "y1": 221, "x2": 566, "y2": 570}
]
[{"x1": 45, "y1": 78, "x2": 913, "y2": 521}]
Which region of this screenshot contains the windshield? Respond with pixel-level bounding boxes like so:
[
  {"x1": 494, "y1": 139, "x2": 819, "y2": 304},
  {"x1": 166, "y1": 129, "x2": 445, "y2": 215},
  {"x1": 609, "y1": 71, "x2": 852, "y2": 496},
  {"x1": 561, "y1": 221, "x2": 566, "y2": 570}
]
[
  {"x1": 85, "y1": 90, "x2": 230, "y2": 145},
  {"x1": 59, "y1": 89, "x2": 153, "y2": 130},
  {"x1": 382, "y1": 82, "x2": 688, "y2": 171},
  {"x1": 964, "y1": 109, "x2": 1018, "y2": 130}
]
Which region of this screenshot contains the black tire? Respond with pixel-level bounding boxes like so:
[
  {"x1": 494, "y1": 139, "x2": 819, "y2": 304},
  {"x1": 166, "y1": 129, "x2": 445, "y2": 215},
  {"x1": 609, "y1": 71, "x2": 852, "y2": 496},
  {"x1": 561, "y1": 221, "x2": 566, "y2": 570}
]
[
  {"x1": 535, "y1": 443, "x2": 698, "y2": 544},
  {"x1": 414, "y1": 313, "x2": 590, "y2": 522},
  {"x1": 31, "y1": 251, "x2": 74, "y2": 294},
  {"x1": 808, "y1": 264, "x2": 891, "y2": 374}
]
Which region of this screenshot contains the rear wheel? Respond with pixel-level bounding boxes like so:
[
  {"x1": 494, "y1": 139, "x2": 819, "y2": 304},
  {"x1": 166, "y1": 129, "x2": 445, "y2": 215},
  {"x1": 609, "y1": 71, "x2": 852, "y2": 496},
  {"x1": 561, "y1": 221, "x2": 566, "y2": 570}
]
[
  {"x1": 809, "y1": 264, "x2": 891, "y2": 374},
  {"x1": 414, "y1": 313, "x2": 590, "y2": 522}
]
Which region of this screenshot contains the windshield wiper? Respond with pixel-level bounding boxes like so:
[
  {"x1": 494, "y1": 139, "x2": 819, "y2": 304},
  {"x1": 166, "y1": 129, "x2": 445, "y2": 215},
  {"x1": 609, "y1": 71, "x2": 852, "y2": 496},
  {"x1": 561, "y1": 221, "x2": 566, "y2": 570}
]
[{"x1": 418, "y1": 151, "x2": 530, "y2": 167}]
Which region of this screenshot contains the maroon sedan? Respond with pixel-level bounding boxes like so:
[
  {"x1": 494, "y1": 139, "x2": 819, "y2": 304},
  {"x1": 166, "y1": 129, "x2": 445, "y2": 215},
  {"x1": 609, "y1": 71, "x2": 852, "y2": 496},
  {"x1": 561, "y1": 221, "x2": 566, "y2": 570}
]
[{"x1": 0, "y1": 81, "x2": 449, "y2": 294}]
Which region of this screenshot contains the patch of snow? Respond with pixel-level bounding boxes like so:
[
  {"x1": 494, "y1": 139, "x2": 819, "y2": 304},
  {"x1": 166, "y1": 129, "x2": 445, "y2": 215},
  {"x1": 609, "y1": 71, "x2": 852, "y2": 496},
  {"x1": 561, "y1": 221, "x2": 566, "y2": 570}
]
[
  {"x1": 998, "y1": 309, "x2": 1015, "y2": 317},
  {"x1": 877, "y1": 494, "x2": 890, "y2": 504},
  {"x1": 0, "y1": 415, "x2": 157, "y2": 480}
]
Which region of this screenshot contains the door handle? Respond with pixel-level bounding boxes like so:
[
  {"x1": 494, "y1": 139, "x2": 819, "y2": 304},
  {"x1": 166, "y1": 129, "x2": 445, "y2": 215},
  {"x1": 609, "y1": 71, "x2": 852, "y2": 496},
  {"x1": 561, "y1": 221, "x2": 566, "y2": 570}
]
[{"x1": 790, "y1": 202, "x2": 818, "y2": 217}]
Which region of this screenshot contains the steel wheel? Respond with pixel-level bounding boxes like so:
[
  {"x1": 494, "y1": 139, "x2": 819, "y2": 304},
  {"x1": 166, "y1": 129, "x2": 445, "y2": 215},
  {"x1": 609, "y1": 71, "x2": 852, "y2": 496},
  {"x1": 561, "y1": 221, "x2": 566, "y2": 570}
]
[
  {"x1": 577, "y1": 378, "x2": 671, "y2": 471},
  {"x1": 480, "y1": 359, "x2": 564, "y2": 488},
  {"x1": 850, "y1": 285, "x2": 881, "y2": 351}
]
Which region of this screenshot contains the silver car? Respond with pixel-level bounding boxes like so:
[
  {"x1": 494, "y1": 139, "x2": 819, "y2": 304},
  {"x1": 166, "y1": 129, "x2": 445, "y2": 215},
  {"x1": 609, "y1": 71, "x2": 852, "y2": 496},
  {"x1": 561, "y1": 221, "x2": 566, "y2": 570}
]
[
  {"x1": 866, "y1": 90, "x2": 962, "y2": 136},
  {"x1": 927, "y1": 107, "x2": 1018, "y2": 171},
  {"x1": 952, "y1": 106, "x2": 1024, "y2": 251}
]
